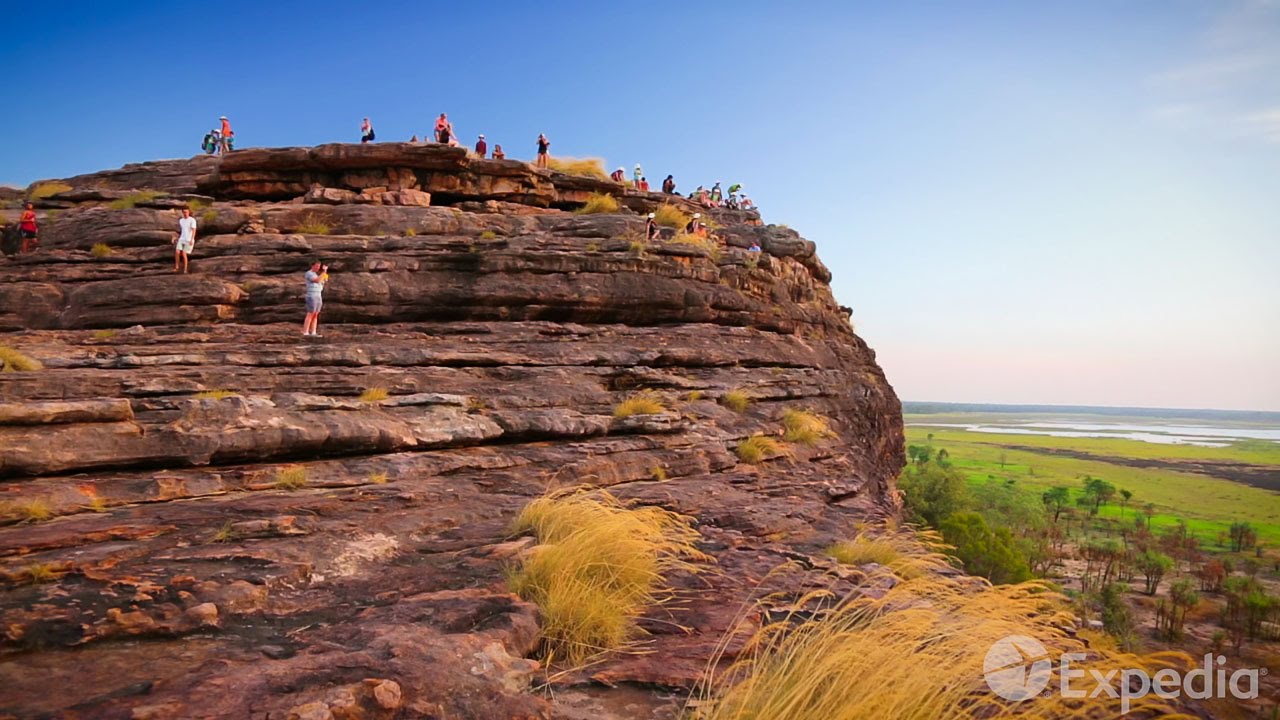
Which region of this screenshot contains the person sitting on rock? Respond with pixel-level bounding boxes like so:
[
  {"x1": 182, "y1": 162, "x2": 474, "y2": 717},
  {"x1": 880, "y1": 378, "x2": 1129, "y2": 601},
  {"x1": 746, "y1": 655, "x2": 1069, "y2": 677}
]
[
  {"x1": 662, "y1": 175, "x2": 675, "y2": 194},
  {"x1": 536, "y1": 133, "x2": 550, "y2": 168},
  {"x1": 697, "y1": 188, "x2": 713, "y2": 208},
  {"x1": 748, "y1": 241, "x2": 762, "y2": 253},
  {"x1": 639, "y1": 177, "x2": 650, "y2": 192},
  {"x1": 710, "y1": 182, "x2": 723, "y2": 205},
  {"x1": 475, "y1": 134, "x2": 487, "y2": 157},
  {"x1": 173, "y1": 207, "x2": 197, "y2": 274},
  {"x1": 645, "y1": 212, "x2": 660, "y2": 241},
  {"x1": 435, "y1": 114, "x2": 452, "y2": 144},
  {"x1": 201, "y1": 129, "x2": 219, "y2": 155},
  {"x1": 18, "y1": 202, "x2": 39, "y2": 253},
  {"x1": 302, "y1": 260, "x2": 329, "y2": 337},
  {"x1": 686, "y1": 213, "x2": 706, "y2": 237},
  {"x1": 492, "y1": 144, "x2": 505, "y2": 160},
  {"x1": 611, "y1": 167, "x2": 625, "y2": 183},
  {"x1": 409, "y1": 134, "x2": 419, "y2": 143},
  {"x1": 741, "y1": 195, "x2": 754, "y2": 210},
  {"x1": 361, "y1": 118, "x2": 375, "y2": 143}
]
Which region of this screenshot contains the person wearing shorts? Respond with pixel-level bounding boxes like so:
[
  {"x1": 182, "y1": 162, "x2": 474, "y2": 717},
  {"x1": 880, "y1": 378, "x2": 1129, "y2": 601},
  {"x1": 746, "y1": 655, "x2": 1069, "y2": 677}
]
[
  {"x1": 18, "y1": 203, "x2": 38, "y2": 253},
  {"x1": 536, "y1": 133, "x2": 550, "y2": 168},
  {"x1": 173, "y1": 207, "x2": 197, "y2": 273},
  {"x1": 302, "y1": 260, "x2": 329, "y2": 337}
]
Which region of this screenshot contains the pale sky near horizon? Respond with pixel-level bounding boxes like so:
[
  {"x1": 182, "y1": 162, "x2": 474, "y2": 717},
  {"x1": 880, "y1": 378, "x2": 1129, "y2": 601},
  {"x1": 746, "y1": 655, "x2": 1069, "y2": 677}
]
[{"x1": 1, "y1": 1, "x2": 1276, "y2": 411}]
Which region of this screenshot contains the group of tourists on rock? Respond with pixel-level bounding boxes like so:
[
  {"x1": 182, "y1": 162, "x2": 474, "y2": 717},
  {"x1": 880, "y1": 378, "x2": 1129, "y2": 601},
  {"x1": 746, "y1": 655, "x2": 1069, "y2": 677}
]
[{"x1": 200, "y1": 116, "x2": 236, "y2": 155}]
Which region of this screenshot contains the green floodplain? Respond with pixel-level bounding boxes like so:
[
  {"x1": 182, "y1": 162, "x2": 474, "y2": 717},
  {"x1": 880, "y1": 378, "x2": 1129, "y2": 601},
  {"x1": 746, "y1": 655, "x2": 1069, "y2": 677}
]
[{"x1": 903, "y1": 411, "x2": 1280, "y2": 548}]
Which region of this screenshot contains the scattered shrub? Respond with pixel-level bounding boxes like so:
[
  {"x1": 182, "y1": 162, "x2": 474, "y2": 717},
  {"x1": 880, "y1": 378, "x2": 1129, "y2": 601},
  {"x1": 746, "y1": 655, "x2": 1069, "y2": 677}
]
[
  {"x1": 211, "y1": 521, "x2": 236, "y2": 543},
  {"x1": 296, "y1": 214, "x2": 332, "y2": 235},
  {"x1": 585, "y1": 241, "x2": 601, "y2": 253},
  {"x1": 782, "y1": 408, "x2": 833, "y2": 446},
  {"x1": 186, "y1": 198, "x2": 211, "y2": 212},
  {"x1": 359, "y1": 387, "x2": 389, "y2": 403},
  {"x1": 194, "y1": 389, "x2": 237, "y2": 400},
  {"x1": 939, "y1": 511, "x2": 1032, "y2": 585},
  {"x1": 576, "y1": 192, "x2": 620, "y2": 215},
  {"x1": 736, "y1": 435, "x2": 785, "y2": 464},
  {"x1": 629, "y1": 239, "x2": 647, "y2": 255},
  {"x1": 108, "y1": 190, "x2": 162, "y2": 210},
  {"x1": 479, "y1": 230, "x2": 498, "y2": 240},
  {"x1": 90, "y1": 243, "x2": 113, "y2": 258},
  {"x1": 720, "y1": 389, "x2": 751, "y2": 413},
  {"x1": 613, "y1": 390, "x2": 666, "y2": 418},
  {"x1": 508, "y1": 490, "x2": 707, "y2": 663},
  {"x1": 547, "y1": 156, "x2": 608, "y2": 180},
  {"x1": 0, "y1": 346, "x2": 43, "y2": 372},
  {"x1": 27, "y1": 181, "x2": 72, "y2": 200},
  {"x1": 201, "y1": 208, "x2": 218, "y2": 226},
  {"x1": 273, "y1": 466, "x2": 308, "y2": 490},
  {"x1": 653, "y1": 204, "x2": 690, "y2": 229}
]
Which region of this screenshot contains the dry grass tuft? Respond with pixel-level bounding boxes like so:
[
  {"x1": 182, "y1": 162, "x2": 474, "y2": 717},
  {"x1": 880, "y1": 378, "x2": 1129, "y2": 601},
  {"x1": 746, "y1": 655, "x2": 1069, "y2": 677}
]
[
  {"x1": 653, "y1": 204, "x2": 691, "y2": 229},
  {"x1": 359, "y1": 387, "x2": 389, "y2": 403},
  {"x1": 782, "y1": 408, "x2": 833, "y2": 446},
  {"x1": 480, "y1": 230, "x2": 498, "y2": 240},
  {"x1": 576, "y1": 192, "x2": 620, "y2": 215},
  {"x1": 508, "y1": 490, "x2": 708, "y2": 664},
  {"x1": 15, "y1": 498, "x2": 53, "y2": 523},
  {"x1": 24, "y1": 563, "x2": 59, "y2": 584},
  {"x1": 27, "y1": 181, "x2": 72, "y2": 200},
  {"x1": 651, "y1": 466, "x2": 669, "y2": 482},
  {"x1": 0, "y1": 346, "x2": 43, "y2": 372},
  {"x1": 368, "y1": 472, "x2": 389, "y2": 485},
  {"x1": 736, "y1": 435, "x2": 786, "y2": 464},
  {"x1": 296, "y1": 214, "x2": 332, "y2": 235},
  {"x1": 90, "y1": 243, "x2": 113, "y2": 258},
  {"x1": 547, "y1": 157, "x2": 609, "y2": 180},
  {"x1": 720, "y1": 389, "x2": 751, "y2": 413},
  {"x1": 684, "y1": 390, "x2": 704, "y2": 402},
  {"x1": 695, "y1": 526, "x2": 1192, "y2": 720},
  {"x1": 827, "y1": 527, "x2": 954, "y2": 580},
  {"x1": 273, "y1": 466, "x2": 308, "y2": 490},
  {"x1": 211, "y1": 521, "x2": 236, "y2": 544},
  {"x1": 91, "y1": 329, "x2": 118, "y2": 340},
  {"x1": 613, "y1": 390, "x2": 666, "y2": 418},
  {"x1": 194, "y1": 389, "x2": 237, "y2": 400},
  {"x1": 108, "y1": 190, "x2": 162, "y2": 209}
]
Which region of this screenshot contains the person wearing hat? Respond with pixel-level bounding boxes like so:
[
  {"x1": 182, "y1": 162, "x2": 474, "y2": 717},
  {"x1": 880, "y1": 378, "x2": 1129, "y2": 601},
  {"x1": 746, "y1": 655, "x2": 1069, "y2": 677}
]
[
  {"x1": 361, "y1": 117, "x2": 375, "y2": 143},
  {"x1": 645, "y1": 212, "x2": 660, "y2": 240},
  {"x1": 475, "y1": 134, "x2": 487, "y2": 157},
  {"x1": 633, "y1": 163, "x2": 643, "y2": 189},
  {"x1": 611, "y1": 167, "x2": 625, "y2": 183},
  {"x1": 685, "y1": 212, "x2": 705, "y2": 237},
  {"x1": 218, "y1": 116, "x2": 233, "y2": 154}
]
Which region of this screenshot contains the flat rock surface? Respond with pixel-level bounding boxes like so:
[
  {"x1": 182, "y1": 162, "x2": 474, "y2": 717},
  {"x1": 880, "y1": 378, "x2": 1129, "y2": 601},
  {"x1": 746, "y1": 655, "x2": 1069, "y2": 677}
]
[{"x1": 0, "y1": 146, "x2": 902, "y2": 719}]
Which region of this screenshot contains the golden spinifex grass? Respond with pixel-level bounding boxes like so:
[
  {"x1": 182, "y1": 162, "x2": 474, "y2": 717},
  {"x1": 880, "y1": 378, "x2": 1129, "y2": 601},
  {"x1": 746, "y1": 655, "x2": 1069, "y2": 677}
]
[
  {"x1": 782, "y1": 408, "x2": 833, "y2": 446},
  {"x1": 359, "y1": 387, "x2": 389, "y2": 403},
  {"x1": 694, "y1": 533, "x2": 1192, "y2": 720},
  {"x1": 27, "y1": 181, "x2": 72, "y2": 199},
  {"x1": 575, "y1": 192, "x2": 620, "y2": 214},
  {"x1": 508, "y1": 490, "x2": 709, "y2": 664},
  {"x1": 547, "y1": 156, "x2": 609, "y2": 180},
  {"x1": 613, "y1": 390, "x2": 666, "y2": 418},
  {"x1": 0, "y1": 346, "x2": 43, "y2": 372},
  {"x1": 736, "y1": 435, "x2": 786, "y2": 464},
  {"x1": 653, "y1": 204, "x2": 691, "y2": 229},
  {"x1": 720, "y1": 389, "x2": 752, "y2": 413},
  {"x1": 826, "y1": 526, "x2": 954, "y2": 580}
]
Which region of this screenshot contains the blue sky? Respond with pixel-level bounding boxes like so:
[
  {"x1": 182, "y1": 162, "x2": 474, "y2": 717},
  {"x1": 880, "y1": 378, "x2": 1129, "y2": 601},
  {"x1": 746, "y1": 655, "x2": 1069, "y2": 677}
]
[{"x1": 2, "y1": 1, "x2": 1277, "y2": 411}]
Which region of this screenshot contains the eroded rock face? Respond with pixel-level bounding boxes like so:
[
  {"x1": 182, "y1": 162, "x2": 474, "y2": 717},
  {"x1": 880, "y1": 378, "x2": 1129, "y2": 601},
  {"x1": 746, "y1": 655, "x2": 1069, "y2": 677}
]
[{"x1": 0, "y1": 145, "x2": 902, "y2": 719}]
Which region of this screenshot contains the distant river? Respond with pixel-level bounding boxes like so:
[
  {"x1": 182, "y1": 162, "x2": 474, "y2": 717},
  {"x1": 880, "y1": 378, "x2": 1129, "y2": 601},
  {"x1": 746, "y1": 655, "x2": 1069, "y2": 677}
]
[{"x1": 907, "y1": 422, "x2": 1280, "y2": 447}]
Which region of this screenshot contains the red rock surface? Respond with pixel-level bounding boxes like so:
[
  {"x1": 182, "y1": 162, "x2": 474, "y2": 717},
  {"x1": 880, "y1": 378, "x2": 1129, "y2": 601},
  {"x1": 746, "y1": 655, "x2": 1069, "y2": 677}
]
[{"x1": 0, "y1": 145, "x2": 903, "y2": 719}]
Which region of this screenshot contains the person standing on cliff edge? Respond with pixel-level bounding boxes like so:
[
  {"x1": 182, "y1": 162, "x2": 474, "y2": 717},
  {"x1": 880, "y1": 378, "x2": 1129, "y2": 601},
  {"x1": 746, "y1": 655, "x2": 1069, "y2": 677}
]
[
  {"x1": 302, "y1": 260, "x2": 329, "y2": 337},
  {"x1": 172, "y1": 207, "x2": 197, "y2": 274},
  {"x1": 218, "y1": 116, "x2": 234, "y2": 154},
  {"x1": 435, "y1": 114, "x2": 452, "y2": 144},
  {"x1": 18, "y1": 202, "x2": 39, "y2": 253},
  {"x1": 475, "y1": 134, "x2": 487, "y2": 157},
  {"x1": 536, "y1": 133, "x2": 550, "y2": 168},
  {"x1": 361, "y1": 118, "x2": 375, "y2": 143}
]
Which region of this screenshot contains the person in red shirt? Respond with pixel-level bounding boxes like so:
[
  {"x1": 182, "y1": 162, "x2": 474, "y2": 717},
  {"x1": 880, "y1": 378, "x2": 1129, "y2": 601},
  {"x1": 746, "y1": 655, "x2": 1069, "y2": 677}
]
[
  {"x1": 475, "y1": 134, "x2": 487, "y2": 157},
  {"x1": 219, "y1": 116, "x2": 234, "y2": 154},
  {"x1": 639, "y1": 177, "x2": 650, "y2": 192},
  {"x1": 18, "y1": 202, "x2": 39, "y2": 253},
  {"x1": 435, "y1": 114, "x2": 452, "y2": 144}
]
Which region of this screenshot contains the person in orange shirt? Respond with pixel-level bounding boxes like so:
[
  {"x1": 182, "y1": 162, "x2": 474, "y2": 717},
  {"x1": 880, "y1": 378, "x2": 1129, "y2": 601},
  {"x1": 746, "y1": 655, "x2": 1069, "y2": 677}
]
[{"x1": 219, "y1": 116, "x2": 234, "y2": 154}]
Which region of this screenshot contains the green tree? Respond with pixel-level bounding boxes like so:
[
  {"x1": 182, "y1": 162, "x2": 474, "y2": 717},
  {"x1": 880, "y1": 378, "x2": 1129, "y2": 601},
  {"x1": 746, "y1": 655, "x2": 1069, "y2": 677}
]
[
  {"x1": 1118, "y1": 489, "x2": 1132, "y2": 517},
  {"x1": 1080, "y1": 476, "x2": 1117, "y2": 516},
  {"x1": 1229, "y1": 522, "x2": 1258, "y2": 553},
  {"x1": 898, "y1": 462, "x2": 967, "y2": 528},
  {"x1": 939, "y1": 511, "x2": 1032, "y2": 585},
  {"x1": 906, "y1": 444, "x2": 933, "y2": 467},
  {"x1": 1156, "y1": 579, "x2": 1200, "y2": 641},
  {"x1": 1136, "y1": 550, "x2": 1174, "y2": 596},
  {"x1": 1041, "y1": 486, "x2": 1071, "y2": 524}
]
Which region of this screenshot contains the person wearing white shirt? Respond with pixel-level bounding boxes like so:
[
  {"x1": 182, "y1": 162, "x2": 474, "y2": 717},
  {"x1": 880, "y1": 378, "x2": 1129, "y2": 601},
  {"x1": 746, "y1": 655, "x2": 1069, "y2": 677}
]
[{"x1": 173, "y1": 208, "x2": 198, "y2": 274}]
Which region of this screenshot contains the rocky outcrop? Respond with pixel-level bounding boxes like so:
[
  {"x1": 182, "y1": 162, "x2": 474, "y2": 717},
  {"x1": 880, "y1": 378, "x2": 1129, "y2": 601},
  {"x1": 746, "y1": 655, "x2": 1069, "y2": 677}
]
[{"x1": 0, "y1": 145, "x2": 902, "y2": 719}]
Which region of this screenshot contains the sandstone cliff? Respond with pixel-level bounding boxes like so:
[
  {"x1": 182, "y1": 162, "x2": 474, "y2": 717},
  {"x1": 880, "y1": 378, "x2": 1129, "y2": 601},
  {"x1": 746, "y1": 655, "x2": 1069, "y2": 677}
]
[{"x1": 0, "y1": 145, "x2": 902, "y2": 719}]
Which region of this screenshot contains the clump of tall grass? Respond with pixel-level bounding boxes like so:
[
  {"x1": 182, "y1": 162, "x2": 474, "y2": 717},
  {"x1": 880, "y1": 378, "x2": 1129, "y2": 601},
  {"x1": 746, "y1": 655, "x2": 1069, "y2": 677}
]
[
  {"x1": 826, "y1": 526, "x2": 954, "y2": 580},
  {"x1": 736, "y1": 435, "x2": 785, "y2": 464},
  {"x1": 480, "y1": 230, "x2": 498, "y2": 240},
  {"x1": 547, "y1": 157, "x2": 608, "y2": 180},
  {"x1": 295, "y1": 214, "x2": 332, "y2": 235},
  {"x1": 613, "y1": 390, "x2": 666, "y2": 418},
  {"x1": 273, "y1": 466, "x2": 308, "y2": 490},
  {"x1": 27, "y1": 181, "x2": 72, "y2": 200},
  {"x1": 90, "y1": 243, "x2": 113, "y2": 258},
  {"x1": 0, "y1": 346, "x2": 43, "y2": 372},
  {"x1": 695, "y1": 527, "x2": 1191, "y2": 720},
  {"x1": 508, "y1": 490, "x2": 708, "y2": 664},
  {"x1": 108, "y1": 190, "x2": 162, "y2": 209},
  {"x1": 720, "y1": 389, "x2": 751, "y2": 413},
  {"x1": 575, "y1": 192, "x2": 620, "y2": 215},
  {"x1": 782, "y1": 408, "x2": 833, "y2": 446},
  {"x1": 653, "y1": 204, "x2": 690, "y2": 229},
  {"x1": 359, "y1": 387, "x2": 389, "y2": 403},
  {"x1": 194, "y1": 389, "x2": 237, "y2": 400}
]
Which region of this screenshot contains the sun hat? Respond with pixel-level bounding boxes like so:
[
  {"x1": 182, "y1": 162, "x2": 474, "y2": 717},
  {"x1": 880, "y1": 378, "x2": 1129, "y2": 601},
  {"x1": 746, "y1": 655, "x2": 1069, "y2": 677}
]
[{"x1": 648, "y1": 212, "x2": 655, "y2": 218}]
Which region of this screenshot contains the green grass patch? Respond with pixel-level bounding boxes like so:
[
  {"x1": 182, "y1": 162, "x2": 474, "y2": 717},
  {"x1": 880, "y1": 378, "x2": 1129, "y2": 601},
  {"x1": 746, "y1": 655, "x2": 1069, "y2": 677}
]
[
  {"x1": 0, "y1": 346, "x2": 43, "y2": 372},
  {"x1": 108, "y1": 190, "x2": 162, "y2": 209}
]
